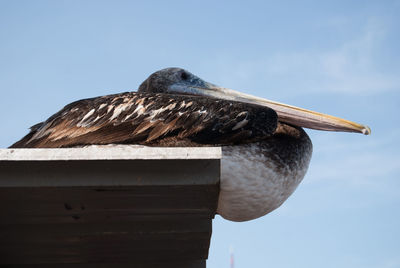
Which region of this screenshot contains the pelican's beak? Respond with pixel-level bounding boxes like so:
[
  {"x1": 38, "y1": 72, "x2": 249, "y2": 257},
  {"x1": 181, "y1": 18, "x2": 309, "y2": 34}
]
[{"x1": 169, "y1": 81, "x2": 371, "y2": 135}]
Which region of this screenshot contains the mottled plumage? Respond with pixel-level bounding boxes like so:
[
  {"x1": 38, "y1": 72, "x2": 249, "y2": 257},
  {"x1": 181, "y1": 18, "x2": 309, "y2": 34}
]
[{"x1": 11, "y1": 92, "x2": 277, "y2": 148}]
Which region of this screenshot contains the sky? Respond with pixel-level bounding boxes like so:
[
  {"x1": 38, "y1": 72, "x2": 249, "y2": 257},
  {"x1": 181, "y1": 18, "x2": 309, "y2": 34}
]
[{"x1": 1, "y1": 1, "x2": 399, "y2": 267}]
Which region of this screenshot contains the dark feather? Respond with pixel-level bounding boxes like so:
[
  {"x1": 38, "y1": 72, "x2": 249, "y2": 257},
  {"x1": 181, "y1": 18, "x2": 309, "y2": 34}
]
[{"x1": 10, "y1": 92, "x2": 278, "y2": 148}]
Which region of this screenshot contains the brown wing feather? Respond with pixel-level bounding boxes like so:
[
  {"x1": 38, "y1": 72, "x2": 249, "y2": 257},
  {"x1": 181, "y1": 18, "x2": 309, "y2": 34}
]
[{"x1": 10, "y1": 92, "x2": 278, "y2": 148}]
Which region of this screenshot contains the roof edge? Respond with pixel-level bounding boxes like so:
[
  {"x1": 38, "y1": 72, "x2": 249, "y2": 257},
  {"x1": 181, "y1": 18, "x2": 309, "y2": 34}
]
[{"x1": 0, "y1": 145, "x2": 222, "y2": 161}]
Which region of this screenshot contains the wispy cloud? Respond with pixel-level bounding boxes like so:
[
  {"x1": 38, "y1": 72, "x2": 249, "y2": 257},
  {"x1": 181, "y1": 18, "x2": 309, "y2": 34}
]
[
  {"x1": 316, "y1": 18, "x2": 399, "y2": 95},
  {"x1": 202, "y1": 17, "x2": 400, "y2": 97},
  {"x1": 305, "y1": 129, "x2": 400, "y2": 192},
  {"x1": 275, "y1": 127, "x2": 400, "y2": 217},
  {"x1": 383, "y1": 257, "x2": 400, "y2": 268}
]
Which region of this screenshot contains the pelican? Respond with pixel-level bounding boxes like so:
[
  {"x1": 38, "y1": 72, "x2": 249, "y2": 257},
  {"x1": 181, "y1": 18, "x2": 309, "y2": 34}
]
[{"x1": 10, "y1": 68, "x2": 370, "y2": 221}]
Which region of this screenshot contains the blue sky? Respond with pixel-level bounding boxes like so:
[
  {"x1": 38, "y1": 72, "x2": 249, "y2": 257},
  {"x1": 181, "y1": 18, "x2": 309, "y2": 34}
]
[{"x1": 1, "y1": 1, "x2": 399, "y2": 267}]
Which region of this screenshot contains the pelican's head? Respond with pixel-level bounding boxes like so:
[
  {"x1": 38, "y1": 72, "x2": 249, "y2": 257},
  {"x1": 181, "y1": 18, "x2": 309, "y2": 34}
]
[
  {"x1": 138, "y1": 67, "x2": 214, "y2": 95},
  {"x1": 139, "y1": 67, "x2": 371, "y2": 135}
]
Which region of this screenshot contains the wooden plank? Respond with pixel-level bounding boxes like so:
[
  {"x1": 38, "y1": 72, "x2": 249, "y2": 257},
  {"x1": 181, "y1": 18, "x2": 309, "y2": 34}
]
[
  {"x1": 1, "y1": 248, "x2": 208, "y2": 264},
  {"x1": 0, "y1": 185, "x2": 219, "y2": 224},
  {"x1": 0, "y1": 220, "x2": 212, "y2": 245},
  {"x1": 0, "y1": 260, "x2": 206, "y2": 268},
  {"x1": 0, "y1": 218, "x2": 212, "y2": 264},
  {"x1": 0, "y1": 159, "x2": 220, "y2": 187},
  {"x1": 0, "y1": 146, "x2": 221, "y2": 161}
]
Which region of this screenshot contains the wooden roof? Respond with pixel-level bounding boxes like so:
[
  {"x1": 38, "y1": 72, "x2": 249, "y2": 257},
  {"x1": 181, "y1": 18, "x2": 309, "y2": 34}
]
[{"x1": 0, "y1": 146, "x2": 221, "y2": 267}]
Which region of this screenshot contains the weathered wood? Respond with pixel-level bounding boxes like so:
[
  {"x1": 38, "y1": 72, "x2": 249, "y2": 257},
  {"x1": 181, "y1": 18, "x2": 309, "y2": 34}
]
[
  {"x1": 1, "y1": 260, "x2": 206, "y2": 268},
  {"x1": 0, "y1": 147, "x2": 220, "y2": 267},
  {"x1": 0, "y1": 186, "x2": 218, "y2": 224},
  {"x1": 0, "y1": 159, "x2": 219, "y2": 187}
]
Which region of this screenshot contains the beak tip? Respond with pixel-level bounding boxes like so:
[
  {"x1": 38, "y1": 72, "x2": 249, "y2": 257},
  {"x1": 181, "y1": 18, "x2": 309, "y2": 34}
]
[{"x1": 361, "y1": 125, "x2": 371, "y2": 135}]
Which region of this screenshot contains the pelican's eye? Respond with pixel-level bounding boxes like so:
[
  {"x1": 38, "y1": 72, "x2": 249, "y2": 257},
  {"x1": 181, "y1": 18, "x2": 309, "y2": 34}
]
[{"x1": 180, "y1": 72, "x2": 189, "y2": 81}]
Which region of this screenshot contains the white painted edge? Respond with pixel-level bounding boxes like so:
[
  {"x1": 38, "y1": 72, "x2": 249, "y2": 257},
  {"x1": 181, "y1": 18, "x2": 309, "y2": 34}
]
[{"x1": 0, "y1": 145, "x2": 222, "y2": 161}]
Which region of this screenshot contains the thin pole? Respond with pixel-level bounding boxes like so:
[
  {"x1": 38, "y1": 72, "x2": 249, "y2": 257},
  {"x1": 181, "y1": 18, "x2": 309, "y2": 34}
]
[{"x1": 230, "y1": 246, "x2": 234, "y2": 268}]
